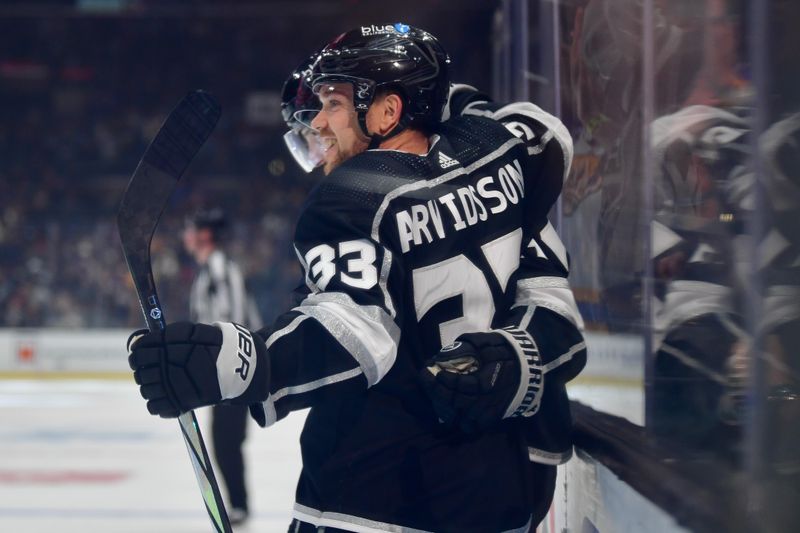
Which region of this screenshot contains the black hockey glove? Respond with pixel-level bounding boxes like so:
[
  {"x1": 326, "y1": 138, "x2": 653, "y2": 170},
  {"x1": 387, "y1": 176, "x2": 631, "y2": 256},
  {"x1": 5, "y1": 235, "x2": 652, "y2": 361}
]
[
  {"x1": 127, "y1": 322, "x2": 269, "y2": 418},
  {"x1": 420, "y1": 328, "x2": 543, "y2": 433}
]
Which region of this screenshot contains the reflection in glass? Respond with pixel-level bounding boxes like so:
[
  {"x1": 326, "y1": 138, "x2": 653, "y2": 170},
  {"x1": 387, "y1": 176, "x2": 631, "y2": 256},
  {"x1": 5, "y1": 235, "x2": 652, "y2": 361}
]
[{"x1": 528, "y1": 0, "x2": 800, "y2": 529}]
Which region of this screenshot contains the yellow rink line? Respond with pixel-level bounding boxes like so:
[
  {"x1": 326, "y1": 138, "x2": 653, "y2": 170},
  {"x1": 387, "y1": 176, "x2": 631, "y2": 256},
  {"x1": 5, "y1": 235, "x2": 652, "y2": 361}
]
[
  {"x1": 0, "y1": 371, "x2": 643, "y2": 389},
  {"x1": 569, "y1": 375, "x2": 643, "y2": 389}
]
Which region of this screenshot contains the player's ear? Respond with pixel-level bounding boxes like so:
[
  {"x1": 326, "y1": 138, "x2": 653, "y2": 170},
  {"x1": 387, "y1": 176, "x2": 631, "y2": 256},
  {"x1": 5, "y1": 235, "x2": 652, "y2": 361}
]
[{"x1": 371, "y1": 92, "x2": 404, "y2": 136}]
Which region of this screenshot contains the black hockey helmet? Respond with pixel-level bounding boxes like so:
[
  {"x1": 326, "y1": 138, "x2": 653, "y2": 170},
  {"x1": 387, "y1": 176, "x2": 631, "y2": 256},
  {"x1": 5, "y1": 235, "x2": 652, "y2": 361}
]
[
  {"x1": 281, "y1": 53, "x2": 325, "y2": 172},
  {"x1": 305, "y1": 23, "x2": 450, "y2": 142},
  {"x1": 188, "y1": 207, "x2": 228, "y2": 241}
]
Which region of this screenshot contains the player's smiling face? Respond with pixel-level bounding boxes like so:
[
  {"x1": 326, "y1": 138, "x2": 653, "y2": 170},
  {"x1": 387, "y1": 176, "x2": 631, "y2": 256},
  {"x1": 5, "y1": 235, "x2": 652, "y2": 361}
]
[{"x1": 311, "y1": 83, "x2": 370, "y2": 175}]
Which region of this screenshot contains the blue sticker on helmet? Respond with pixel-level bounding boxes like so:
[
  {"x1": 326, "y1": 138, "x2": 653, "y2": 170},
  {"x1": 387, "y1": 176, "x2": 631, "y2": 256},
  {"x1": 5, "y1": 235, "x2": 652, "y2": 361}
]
[{"x1": 394, "y1": 23, "x2": 410, "y2": 34}]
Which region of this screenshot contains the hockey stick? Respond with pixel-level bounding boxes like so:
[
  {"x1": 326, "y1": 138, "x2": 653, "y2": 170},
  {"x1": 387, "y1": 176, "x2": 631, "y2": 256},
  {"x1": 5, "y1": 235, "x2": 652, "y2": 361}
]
[{"x1": 117, "y1": 90, "x2": 232, "y2": 533}]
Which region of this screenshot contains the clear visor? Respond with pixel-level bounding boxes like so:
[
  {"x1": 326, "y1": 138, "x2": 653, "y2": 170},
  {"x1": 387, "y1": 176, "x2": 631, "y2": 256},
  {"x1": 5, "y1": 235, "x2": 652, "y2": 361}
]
[
  {"x1": 292, "y1": 108, "x2": 321, "y2": 130},
  {"x1": 283, "y1": 126, "x2": 325, "y2": 173}
]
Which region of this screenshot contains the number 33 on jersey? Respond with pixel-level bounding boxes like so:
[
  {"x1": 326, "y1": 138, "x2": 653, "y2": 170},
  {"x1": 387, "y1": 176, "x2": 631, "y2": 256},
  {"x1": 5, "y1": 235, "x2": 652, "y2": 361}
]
[{"x1": 303, "y1": 239, "x2": 378, "y2": 291}]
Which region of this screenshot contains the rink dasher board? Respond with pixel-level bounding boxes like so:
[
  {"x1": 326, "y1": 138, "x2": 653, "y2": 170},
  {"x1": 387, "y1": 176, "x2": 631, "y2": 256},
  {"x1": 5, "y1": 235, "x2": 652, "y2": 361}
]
[
  {"x1": 543, "y1": 450, "x2": 690, "y2": 533},
  {"x1": 0, "y1": 328, "x2": 130, "y2": 374}
]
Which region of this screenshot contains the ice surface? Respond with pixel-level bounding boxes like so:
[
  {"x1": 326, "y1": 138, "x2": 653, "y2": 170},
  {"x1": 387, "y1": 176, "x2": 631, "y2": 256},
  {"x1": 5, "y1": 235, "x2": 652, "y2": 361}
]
[
  {"x1": 0, "y1": 379, "x2": 305, "y2": 532},
  {"x1": 0, "y1": 377, "x2": 644, "y2": 532}
]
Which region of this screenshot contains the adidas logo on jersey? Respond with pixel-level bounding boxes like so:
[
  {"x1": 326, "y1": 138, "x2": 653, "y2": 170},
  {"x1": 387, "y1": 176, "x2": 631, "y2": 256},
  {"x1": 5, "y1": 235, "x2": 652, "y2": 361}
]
[{"x1": 438, "y1": 152, "x2": 459, "y2": 169}]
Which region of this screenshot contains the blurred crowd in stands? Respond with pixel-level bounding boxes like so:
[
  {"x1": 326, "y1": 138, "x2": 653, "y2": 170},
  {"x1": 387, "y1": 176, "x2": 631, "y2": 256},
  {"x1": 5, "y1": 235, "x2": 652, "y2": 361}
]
[
  {"x1": 0, "y1": 15, "x2": 323, "y2": 328},
  {"x1": 0, "y1": 7, "x2": 493, "y2": 328}
]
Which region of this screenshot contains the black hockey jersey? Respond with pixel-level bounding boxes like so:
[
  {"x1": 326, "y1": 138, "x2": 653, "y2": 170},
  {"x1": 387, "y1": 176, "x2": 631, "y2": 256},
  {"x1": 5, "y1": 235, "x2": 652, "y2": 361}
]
[{"x1": 251, "y1": 97, "x2": 586, "y2": 532}]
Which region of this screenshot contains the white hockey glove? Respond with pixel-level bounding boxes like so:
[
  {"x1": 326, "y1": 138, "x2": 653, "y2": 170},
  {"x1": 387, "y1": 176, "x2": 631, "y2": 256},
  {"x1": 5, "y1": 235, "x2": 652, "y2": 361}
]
[
  {"x1": 127, "y1": 322, "x2": 269, "y2": 418},
  {"x1": 420, "y1": 328, "x2": 543, "y2": 433}
]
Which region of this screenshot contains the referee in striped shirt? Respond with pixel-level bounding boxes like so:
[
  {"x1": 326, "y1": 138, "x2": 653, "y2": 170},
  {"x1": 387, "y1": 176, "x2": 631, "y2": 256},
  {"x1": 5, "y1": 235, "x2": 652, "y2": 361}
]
[{"x1": 183, "y1": 208, "x2": 262, "y2": 526}]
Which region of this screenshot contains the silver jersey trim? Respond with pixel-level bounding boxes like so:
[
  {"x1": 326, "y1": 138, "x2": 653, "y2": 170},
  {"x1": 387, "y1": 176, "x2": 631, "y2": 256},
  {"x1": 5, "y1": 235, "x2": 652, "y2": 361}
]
[
  {"x1": 293, "y1": 503, "x2": 532, "y2": 533},
  {"x1": 543, "y1": 341, "x2": 588, "y2": 374},
  {"x1": 259, "y1": 364, "x2": 362, "y2": 428},
  {"x1": 294, "y1": 291, "x2": 400, "y2": 386},
  {"x1": 490, "y1": 101, "x2": 574, "y2": 180},
  {"x1": 266, "y1": 314, "x2": 310, "y2": 349},
  {"x1": 514, "y1": 278, "x2": 585, "y2": 330},
  {"x1": 528, "y1": 446, "x2": 573, "y2": 465},
  {"x1": 516, "y1": 276, "x2": 570, "y2": 289},
  {"x1": 379, "y1": 247, "x2": 396, "y2": 318}
]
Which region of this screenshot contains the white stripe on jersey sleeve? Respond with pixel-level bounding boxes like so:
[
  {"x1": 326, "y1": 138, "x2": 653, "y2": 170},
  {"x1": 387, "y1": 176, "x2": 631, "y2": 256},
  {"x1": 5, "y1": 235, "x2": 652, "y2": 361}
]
[
  {"x1": 488, "y1": 101, "x2": 574, "y2": 179},
  {"x1": 378, "y1": 247, "x2": 396, "y2": 318},
  {"x1": 293, "y1": 503, "x2": 533, "y2": 533},
  {"x1": 260, "y1": 367, "x2": 364, "y2": 427},
  {"x1": 463, "y1": 101, "x2": 572, "y2": 182},
  {"x1": 542, "y1": 341, "x2": 588, "y2": 374},
  {"x1": 528, "y1": 446, "x2": 573, "y2": 465},
  {"x1": 293, "y1": 291, "x2": 401, "y2": 386},
  {"x1": 513, "y1": 278, "x2": 585, "y2": 331},
  {"x1": 442, "y1": 83, "x2": 481, "y2": 121},
  {"x1": 461, "y1": 101, "x2": 494, "y2": 117},
  {"x1": 266, "y1": 314, "x2": 311, "y2": 348},
  {"x1": 536, "y1": 221, "x2": 569, "y2": 271}
]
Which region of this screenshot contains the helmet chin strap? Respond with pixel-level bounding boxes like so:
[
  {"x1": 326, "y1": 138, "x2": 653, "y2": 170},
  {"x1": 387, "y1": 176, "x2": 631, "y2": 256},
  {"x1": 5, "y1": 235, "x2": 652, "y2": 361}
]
[{"x1": 357, "y1": 109, "x2": 410, "y2": 149}]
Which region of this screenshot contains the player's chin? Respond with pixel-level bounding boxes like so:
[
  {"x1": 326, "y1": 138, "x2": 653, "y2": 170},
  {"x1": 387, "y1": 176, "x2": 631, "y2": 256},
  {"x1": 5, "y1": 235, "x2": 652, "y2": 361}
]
[
  {"x1": 322, "y1": 151, "x2": 344, "y2": 175},
  {"x1": 322, "y1": 159, "x2": 339, "y2": 175}
]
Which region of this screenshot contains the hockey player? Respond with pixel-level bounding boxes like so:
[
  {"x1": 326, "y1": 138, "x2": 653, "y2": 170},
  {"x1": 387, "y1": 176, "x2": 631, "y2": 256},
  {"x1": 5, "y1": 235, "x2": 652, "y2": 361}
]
[
  {"x1": 437, "y1": 83, "x2": 587, "y2": 525},
  {"x1": 182, "y1": 208, "x2": 262, "y2": 525},
  {"x1": 128, "y1": 24, "x2": 585, "y2": 532}
]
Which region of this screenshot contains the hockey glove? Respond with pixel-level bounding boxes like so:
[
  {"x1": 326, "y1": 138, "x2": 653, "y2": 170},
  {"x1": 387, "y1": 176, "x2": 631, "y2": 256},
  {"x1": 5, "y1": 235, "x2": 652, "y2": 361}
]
[
  {"x1": 127, "y1": 322, "x2": 269, "y2": 418},
  {"x1": 420, "y1": 328, "x2": 543, "y2": 433}
]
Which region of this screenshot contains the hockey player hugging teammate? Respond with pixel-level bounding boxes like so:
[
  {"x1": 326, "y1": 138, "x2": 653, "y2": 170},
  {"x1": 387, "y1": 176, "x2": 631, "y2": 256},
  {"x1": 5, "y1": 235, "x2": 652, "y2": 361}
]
[{"x1": 128, "y1": 23, "x2": 586, "y2": 533}]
